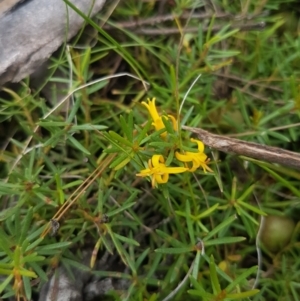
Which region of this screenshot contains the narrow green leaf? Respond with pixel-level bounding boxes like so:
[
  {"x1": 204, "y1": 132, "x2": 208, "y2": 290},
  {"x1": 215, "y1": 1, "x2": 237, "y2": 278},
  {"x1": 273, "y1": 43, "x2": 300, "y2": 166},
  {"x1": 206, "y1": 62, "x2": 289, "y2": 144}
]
[
  {"x1": 196, "y1": 203, "x2": 219, "y2": 219},
  {"x1": 106, "y1": 225, "x2": 135, "y2": 271},
  {"x1": 186, "y1": 200, "x2": 195, "y2": 245},
  {"x1": 26, "y1": 237, "x2": 44, "y2": 252},
  {"x1": 0, "y1": 182, "x2": 23, "y2": 196},
  {"x1": 136, "y1": 119, "x2": 152, "y2": 144},
  {"x1": 100, "y1": 233, "x2": 114, "y2": 254},
  {"x1": 120, "y1": 113, "x2": 133, "y2": 142},
  {"x1": 62, "y1": 179, "x2": 83, "y2": 190},
  {"x1": 237, "y1": 184, "x2": 255, "y2": 203},
  {"x1": 146, "y1": 252, "x2": 162, "y2": 280},
  {"x1": 13, "y1": 246, "x2": 21, "y2": 267},
  {"x1": 113, "y1": 233, "x2": 140, "y2": 246},
  {"x1": 148, "y1": 142, "x2": 174, "y2": 148},
  {"x1": 180, "y1": 105, "x2": 194, "y2": 127},
  {"x1": 113, "y1": 155, "x2": 132, "y2": 171},
  {"x1": 165, "y1": 148, "x2": 174, "y2": 166},
  {"x1": 226, "y1": 265, "x2": 258, "y2": 292},
  {"x1": 203, "y1": 215, "x2": 237, "y2": 241},
  {"x1": 109, "y1": 130, "x2": 133, "y2": 147},
  {"x1": 189, "y1": 275, "x2": 206, "y2": 292},
  {"x1": 236, "y1": 206, "x2": 259, "y2": 226},
  {"x1": 62, "y1": 257, "x2": 91, "y2": 272},
  {"x1": 238, "y1": 200, "x2": 267, "y2": 216},
  {"x1": 68, "y1": 135, "x2": 90, "y2": 154},
  {"x1": 188, "y1": 288, "x2": 214, "y2": 299},
  {"x1": 135, "y1": 248, "x2": 150, "y2": 270},
  {"x1": 0, "y1": 263, "x2": 13, "y2": 269},
  {"x1": 81, "y1": 47, "x2": 91, "y2": 75},
  {"x1": 43, "y1": 129, "x2": 66, "y2": 147},
  {"x1": 66, "y1": 95, "x2": 81, "y2": 123},
  {"x1": 23, "y1": 275, "x2": 32, "y2": 301},
  {"x1": 19, "y1": 268, "x2": 37, "y2": 278},
  {"x1": 209, "y1": 28, "x2": 239, "y2": 46},
  {"x1": 139, "y1": 127, "x2": 166, "y2": 144},
  {"x1": 125, "y1": 190, "x2": 139, "y2": 203},
  {"x1": 162, "y1": 115, "x2": 175, "y2": 135},
  {"x1": 14, "y1": 208, "x2": 21, "y2": 240},
  {"x1": 127, "y1": 111, "x2": 133, "y2": 141},
  {"x1": 209, "y1": 255, "x2": 221, "y2": 294},
  {"x1": 71, "y1": 124, "x2": 107, "y2": 131},
  {"x1": 192, "y1": 250, "x2": 202, "y2": 281},
  {"x1": 21, "y1": 239, "x2": 30, "y2": 254},
  {"x1": 106, "y1": 201, "x2": 136, "y2": 217},
  {"x1": 170, "y1": 254, "x2": 185, "y2": 283},
  {"x1": 154, "y1": 247, "x2": 192, "y2": 254},
  {"x1": 227, "y1": 289, "x2": 260, "y2": 299},
  {"x1": 204, "y1": 237, "x2": 246, "y2": 246},
  {"x1": 0, "y1": 274, "x2": 13, "y2": 294},
  {"x1": 109, "y1": 153, "x2": 129, "y2": 170},
  {"x1": 38, "y1": 121, "x2": 71, "y2": 127},
  {"x1": 0, "y1": 229, "x2": 13, "y2": 257},
  {"x1": 87, "y1": 79, "x2": 109, "y2": 94},
  {"x1": 36, "y1": 241, "x2": 72, "y2": 251},
  {"x1": 0, "y1": 268, "x2": 13, "y2": 275},
  {"x1": 30, "y1": 262, "x2": 48, "y2": 282},
  {"x1": 19, "y1": 207, "x2": 33, "y2": 245},
  {"x1": 155, "y1": 229, "x2": 184, "y2": 248},
  {"x1": 28, "y1": 148, "x2": 35, "y2": 178},
  {"x1": 259, "y1": 165, "x2": 300, "y2": 198},
  {"x1": 259, "y1": 102, "x2": 294, "y2": 125},
  {"x1": 21, "y1": 254, "x2": 45, "y2": 263},
  {"x1": 268, "y1": 130, "x2": 290, "y2": 143}
]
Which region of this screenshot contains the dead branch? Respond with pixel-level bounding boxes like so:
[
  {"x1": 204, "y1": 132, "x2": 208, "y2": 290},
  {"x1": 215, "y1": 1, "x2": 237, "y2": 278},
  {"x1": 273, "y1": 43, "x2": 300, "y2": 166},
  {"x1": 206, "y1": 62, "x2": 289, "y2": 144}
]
[
  {"x1": 183, "y1": 126, "x2": 300, "y2": 170},
  {"x1": 106, "y1": 22, "x2": 265, "y2": 36}
]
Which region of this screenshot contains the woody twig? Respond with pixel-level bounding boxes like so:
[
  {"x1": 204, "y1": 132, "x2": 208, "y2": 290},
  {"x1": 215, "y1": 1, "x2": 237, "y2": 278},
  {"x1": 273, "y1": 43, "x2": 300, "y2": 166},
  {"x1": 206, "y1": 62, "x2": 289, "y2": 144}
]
[{"x1": 183, "y1": 126, "x2": 300, "y2": 170}]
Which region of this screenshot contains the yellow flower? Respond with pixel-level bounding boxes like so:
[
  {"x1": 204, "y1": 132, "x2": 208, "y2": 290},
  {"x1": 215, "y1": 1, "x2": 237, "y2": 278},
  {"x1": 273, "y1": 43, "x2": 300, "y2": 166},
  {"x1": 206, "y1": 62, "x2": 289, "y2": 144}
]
[
  {"x1": 175, "y1": 138, "x2": 213, "y2": 172},
  {"x1": 142, "y1": 98, "x2": 177, "y2": 137},
  {"x1": 136, "y1": 154, "x2": 188, "y2": 187}
]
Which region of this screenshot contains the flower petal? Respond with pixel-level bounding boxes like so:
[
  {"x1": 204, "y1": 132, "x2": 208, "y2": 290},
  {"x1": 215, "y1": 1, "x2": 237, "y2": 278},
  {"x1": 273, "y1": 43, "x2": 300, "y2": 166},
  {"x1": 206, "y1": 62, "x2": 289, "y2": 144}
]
[
  {"x1": 151, "y1": 176, "x2": 156, "y2": 187},
  {"x1": 191, "y1": 138, "x2": 204, "y2": 152},
  {"x1": 189, "y1": 161, "x2": 199, "y2": 172},
  {"x1": 136, "y1": 168, "x2": 152, "y2": 177},
  {"x1": 175, "y1": 151, "x2": 193, "y2": 162},
  {"x1": 152, "y1": 154, "x2": 164, "y2": 166},
  {"x1": 164, "y1": 166, "x2": 188, "y2": 174},
  {"x1": 148, "y1": 158, "x2": 153, "y2": 169},
  {"x1": 155, "y1": 173, "x2": 169, "y2": 184},
  {"x1": 142, "y1": 98, "x2": 160, "y2": 121},
  {"x1": 200, "y1": 162, "x2": 213, "y2": 173},
  {"x1": 153, "y1": 118, "x2": 166, "y2": 133},
  {"x1": 168, "y1": 114, "x2": 178, "y2": 131}
]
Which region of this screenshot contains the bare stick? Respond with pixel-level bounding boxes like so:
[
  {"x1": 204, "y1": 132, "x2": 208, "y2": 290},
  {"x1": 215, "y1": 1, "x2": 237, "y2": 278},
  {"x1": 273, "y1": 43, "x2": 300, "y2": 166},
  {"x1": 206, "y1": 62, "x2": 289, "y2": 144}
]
[
  {"x1": 102, "y1": 11, "x2": 267, "y2": 30},
  {"x1": 183, "y1": 126, "x2": 300, "y2": 170},
  {"x1": 126, "y1": 22, "x2": 265, "y2": 36}
]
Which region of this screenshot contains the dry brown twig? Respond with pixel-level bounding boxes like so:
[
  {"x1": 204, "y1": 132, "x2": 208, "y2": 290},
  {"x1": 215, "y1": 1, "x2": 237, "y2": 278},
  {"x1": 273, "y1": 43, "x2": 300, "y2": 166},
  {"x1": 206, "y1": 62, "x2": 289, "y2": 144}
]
[
  {"x1": 102, "y1": 9, "x2": 266, "y2": 35},
  {"x1": 183, "y1": 126, "x2": 300, "y2": 170},
  {"x1": 102, "y1": 11, "x2": 267, "y2": 30},
  {"x1": 104, "y1": 22, "x2": 265, "y2": 36}
]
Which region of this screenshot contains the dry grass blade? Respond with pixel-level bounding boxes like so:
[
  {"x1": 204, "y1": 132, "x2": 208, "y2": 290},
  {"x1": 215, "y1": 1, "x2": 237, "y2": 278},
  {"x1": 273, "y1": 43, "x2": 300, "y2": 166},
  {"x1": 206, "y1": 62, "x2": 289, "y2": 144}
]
[{"x1": 183, "y1": 126, "x2": 300, "y2": 170}]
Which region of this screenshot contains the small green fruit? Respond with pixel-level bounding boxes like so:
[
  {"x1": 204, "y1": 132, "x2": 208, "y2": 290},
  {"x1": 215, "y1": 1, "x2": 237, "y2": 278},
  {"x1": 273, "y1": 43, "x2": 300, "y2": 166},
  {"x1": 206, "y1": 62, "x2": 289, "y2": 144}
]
[{"x1": 260, "y1": 215, "x2": 295, "y2": 253}]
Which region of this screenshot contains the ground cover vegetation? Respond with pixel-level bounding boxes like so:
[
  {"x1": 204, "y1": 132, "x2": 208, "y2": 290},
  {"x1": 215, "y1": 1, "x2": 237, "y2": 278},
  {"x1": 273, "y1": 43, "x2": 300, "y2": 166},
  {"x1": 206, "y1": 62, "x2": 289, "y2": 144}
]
[{"x1": 0, "y1": 0, "x2": 300, "y2": 300}]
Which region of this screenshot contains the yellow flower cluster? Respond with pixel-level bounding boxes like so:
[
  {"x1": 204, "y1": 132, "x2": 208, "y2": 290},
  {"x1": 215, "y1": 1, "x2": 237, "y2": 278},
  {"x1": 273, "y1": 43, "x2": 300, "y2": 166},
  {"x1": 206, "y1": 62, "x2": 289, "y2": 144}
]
[
  {"x1": 136, "y1": 154, "x2": 187, "y2": 187},
  {"x1": 141, "y1": 98, "x2": 178, "y2": 137},
  {"x1": 136, "y1": 98, "x2": 212, "y2": 187}
]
